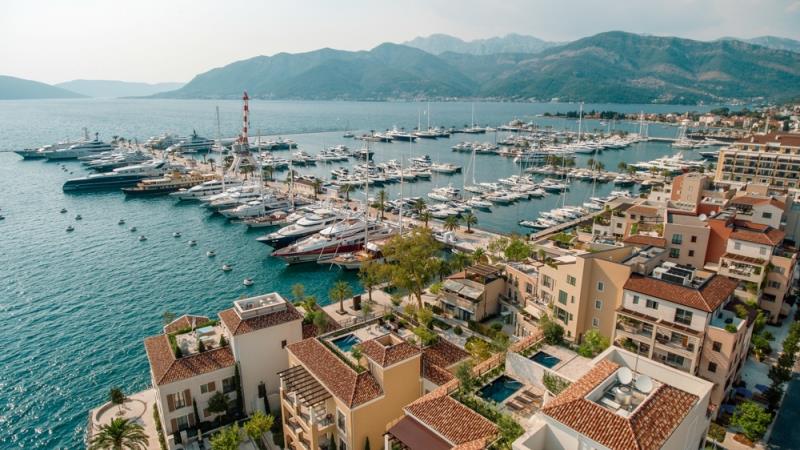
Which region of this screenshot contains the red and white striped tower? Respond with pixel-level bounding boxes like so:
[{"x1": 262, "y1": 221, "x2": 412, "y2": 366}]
[
  {"x1": 240, "y1": 91, "x2": 249, "y2": 145},
  {"x1": 230, "y1": 91, "x2": 257, "y2": 173}
]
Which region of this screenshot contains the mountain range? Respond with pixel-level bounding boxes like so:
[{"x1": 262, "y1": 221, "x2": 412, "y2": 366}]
[
  {"x1": 403, "y1": 33, "x2": 560, "y2": 55},
  {"x1": 158, "y1": 31, "x2": 800, "y2": 104},
  {"x1": 0, "y1": 75, "x2": 85, "y2": 100},
  {"x1": 56, "y1": 80, "x2": 184, "y2": 98}
]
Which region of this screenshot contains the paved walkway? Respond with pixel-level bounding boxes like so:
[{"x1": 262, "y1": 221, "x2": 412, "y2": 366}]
[{"x1": 88, "y1": 388, "x2": 160, "y2": 450}]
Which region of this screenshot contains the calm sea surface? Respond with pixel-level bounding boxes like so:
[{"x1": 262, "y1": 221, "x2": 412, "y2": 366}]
[{"x1": 0, "y1": 99, "x2": 712, "y2": 448}]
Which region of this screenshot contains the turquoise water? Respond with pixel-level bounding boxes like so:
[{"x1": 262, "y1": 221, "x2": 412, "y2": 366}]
[
  {"x1": 530, "y1": 351, "x2": 562, "y2": 368},
  {"x1": 769, "y1": 376, "x2": 800, "y2": 449},
  {"x1": 478, "y1": 375, "x2": 523, "y2": 403},
  {"x1": 0, "y1": 99, "x2": 710, "y2": 449},
  {"x1": 330, "y1": 334, "x2": 362, "y2": 353}
]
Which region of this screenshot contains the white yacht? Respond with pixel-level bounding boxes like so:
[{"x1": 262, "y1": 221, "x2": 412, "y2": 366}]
[
  {"x1": 272, "y1": 219, "x2": 397, "y2": 264},
  {"x1": 256, "y1": 209, "x2": 343, "y2": 248},
  {"x1": 170, "y1": 178, "x2": 243, "y2": 201},
  {"x1": 44, "y1": 133, "x2": 115, "y2": 160},
  {"x1": 427, "y1": 186, "x2": 461, "y2": 202},
  {"x1": 220, "y1": 195, "x2": 290, "y2": 219},
  {"x1": 62, "y1": 160, "x2": 178, "y2": 192},
  {"x1": 165, "y1": 131, "x2": 214, "y2": 153}
]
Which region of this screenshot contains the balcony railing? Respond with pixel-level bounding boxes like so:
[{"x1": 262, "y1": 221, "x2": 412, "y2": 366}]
[{"x1": 616, "y1": 321, "x2": 653, "y2": 339}]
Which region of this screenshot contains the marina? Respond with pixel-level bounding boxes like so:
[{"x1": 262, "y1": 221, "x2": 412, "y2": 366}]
[{"x1": 0, "y1": 99, "x2": 717, "y2": 449}]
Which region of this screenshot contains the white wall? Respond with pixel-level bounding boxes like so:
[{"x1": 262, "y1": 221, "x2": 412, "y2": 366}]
[
  {"x1": 726, "y1": 238, "x2": 771, "y2": 259},
  {"x1": 621, "y1": 290, "x2": 708, "y2": 332},
  {"x1": 157, "y1": 365, "x2": 236, "y2": 434}
]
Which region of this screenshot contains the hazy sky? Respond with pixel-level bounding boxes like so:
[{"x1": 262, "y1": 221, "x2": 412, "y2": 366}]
[{"x1": 3, "y1": 0, "x2": 799, "y2": 84}]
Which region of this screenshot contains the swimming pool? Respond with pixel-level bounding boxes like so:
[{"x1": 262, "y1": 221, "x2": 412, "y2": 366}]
[
  {"x1": 331, "y1": 334, "x2": 362, "y2": 353},
  {"x1": 478, "y1": 375, "x2": 523, "y2": 403},
  {"x1": 530, "y1": 351, "x2": 561, "y2": 368}
]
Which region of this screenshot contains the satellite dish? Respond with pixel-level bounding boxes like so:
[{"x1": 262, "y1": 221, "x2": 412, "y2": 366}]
[
  {"x1": 698, "y1": 214, "x2": 707, "y2": 221},
  {"x1": 635, "y1": 375, "x2": 653, "y2": 394},
  {"x1": 618, "y1": 367, "x2": 633, "y2": 385}
]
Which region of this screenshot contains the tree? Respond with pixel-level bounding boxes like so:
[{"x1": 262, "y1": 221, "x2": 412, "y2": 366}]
[
  {"x1": 262, "y1": 164, "x2": 274, "y2": 182},
  {"x1": 340, "y1": 183, "x2": 352, "y2": 202},
  {"x1": 731, "y1": 401, "x2": 772, "y2": 442},
  {"x1": 291, "y1": 283, "x2": 306, "y2": 303},
  {"x1": 462, "y1": 212, "x2": 478, "y2": 233},
  {"x1": 351, "y1": 344, "x2": 363, "y2": 362},
  {"x1": 473, "y1": 247, "x2": 487, "y2": 263},
  {"x1": 207, "y1": 392, "x2": 230, "y2": 419},
  {"x1": 412, "y1": 198, "x2": 426, "y2": 216},
  {"x1": 504, "y1": 236, "x2": 531, "y2": 261},
  {"x1": 419, "y1": 211, "x2": 432, "y2": 228},
  {"x1": 450, "y1": 252, "x2": 473, "y2": 272},
  {"x1": 89, "y1": 418, "x2": 149, "y2": 450},
  {"x1": 617, "y1": 161, "x2": 628, "y2": 171},
  {"x1": 455, "y1": 361, "x2": 475, "y2": 393},
  {"x1": 312, "y1": 179, "x2": 323, "y2": 200},
  {"x1": 382, "y1": 229, "x2": 442, "y2": 309},
  {"x1": 444, "y1": 216, "x2": 460, "y2": 232},
  {"x1": 210, "y1": 424, "x2": 242, "y2": 450},
  {"x1": 361, "y1": 299, "x2": 373, "y2": 321},
  {"x1": 312, "y1": 310, "x2": 329, "y2": 334},
  {"x1": 109, "y1": 387, "x2": 126, "y2": 414},
  {"x1": 376, "y1": 189, "x2": 387, "y2": 220},
  {"x1": 330, "y1": 281, "x2": 353, "y2": 314},
  {"x1": 540, "y1": 315, "x2": 564, "y2": 345},
  {"x1": 492, "y1": 332, "x2": 511, "y2": 354},
  {"x1": 465, "y1": 337, "x2": 492, "y2": 360},
  {"x1": 577, "y1": 329, "x2": 609, "y2": 357},
  {"x1": 244, "y1": 411, "x2": 274, "y2": 446},
  {"x1": 359, "y1": 260, "x2": 388, "y2": 304}
]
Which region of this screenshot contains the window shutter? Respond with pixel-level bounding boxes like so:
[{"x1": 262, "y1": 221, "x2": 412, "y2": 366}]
[
  {"x1": 167, "y1": 394, "x2": 175, "y2": 412},
  {"x1": 209, "y1": 381, "x2": 216, "y2": 392},
  {"x1": 183, "y1": 389, "x2": 192, "y2": 406},
  {"x1": 170, "y1": 418, "x2": 178, "y2": 433},
  {"x1": 188, "y1": 413, "x2": 195, "y2": 427}
]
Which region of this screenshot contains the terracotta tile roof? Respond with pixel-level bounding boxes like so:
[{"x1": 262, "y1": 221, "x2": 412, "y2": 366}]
[
  {"x1": 144, "y1": 335, "x2": 235, "y2": 385},
  {"x1": 738, "y1": 133, "x2": 800, "y2": 147},
  {"x1": 730, "y1": 228, "x2": 784, "y2": 246},
  {"x1": 286, "y1": 338, "x2": 382, "y2": 408},
  {"x1": 218, "y1": 303, "x2": 303, "y2": 336},
  {"x1": 163, "y1": 315, "x2": 210, "y2": 334},
  {"x1": 721, "y1": 252, "x2": 767, "y2": 266},
  {"x1": 360, "y1": 336, "x2": 421, "y2": 367},
  {"x1": 623, "y1": 235, "x2": 666, "y2": 248},
  {"x1": 542, "y1": 360, "x2": 698, "y2": 450},
  {"x1": 624, "y1": 274, "x2": 738, "y2": 312},
  {"x1": 421, "y1": 339, "x2": 470, "y2": 385},
  {"x1": 405, "y1": 391, "x2": 498, "y2": 446},
  {"x1": 627, "y1": 205, "x2": 660, "y2": 217},
  {"x1": 730, "y1": 195, "x2": 786, "y2": 210}
]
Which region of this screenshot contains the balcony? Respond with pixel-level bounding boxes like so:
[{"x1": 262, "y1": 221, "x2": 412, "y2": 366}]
[
  {"x1": 653, "y1": 350, "x2": 693, "y2": 372},
  {"x1": 615, "y1": 318, "x2": 654, "y2": 340},
  {"x1": 654, "y1": 332, "x2": 698, "y2": 357}
]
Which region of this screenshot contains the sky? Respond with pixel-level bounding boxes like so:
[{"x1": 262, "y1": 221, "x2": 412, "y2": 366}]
[{"x1": 2, "y1": 0, "x2": 799, "y2": 85}]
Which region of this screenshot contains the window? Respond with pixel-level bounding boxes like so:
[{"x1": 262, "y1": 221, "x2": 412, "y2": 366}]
[
  {"x1": 734, "y1": 241, "x2": 742, "y2": 250},
  {"x1": 175, "y1": 414, "x2": 191, "y2": 431},
  {"x1": 525, "y1": 282, "x2": 533, "y2": 294},
  {"x1": 632, "y1": 295, "x2": 640, "y2": 305},
  {"x1": 646, "y1": 299, "x2": 658, "y2": 310},
  {"x1": 200, "y1": 382, "x2": 216, "y2": 394},
  {"x1": 592, "y1": 317, "x2": 600, "y2": 328},
  {"x1": 674, "y1": 308, "x2": 693, "y2": 326},
  {"x1": 173, "y1": 391, "x2": 188, "y2": 409},
  {"x1": 281, "y1": 340, "x2": 287, "y2": 348},
  {"x1": 708, "y1": 362, "x2": 718, "y2": 373},
  {"x1": 688, "y1": 250, "x2": 695, "y2": 257},
  {"x1": 768, "y1": 280, "x2": 782, "y2": 289},
  {"x1": 597, "y1": 282, "x2": 604, "y2": 292},
  {"x1": 567, "y1": 275, "x2": 577, "y2": 286},
  {"x1": 595, "y1": 300, "x2": 602, "y2": 310},
  {"x1": 690, "y1": 235, "x2": 697, "y2": 243},
  {"x1": 669, "y1": 248, "x2": 680, "y2": 258},
  {"x1": 555, "y1": 306, "x2": 569, "y2": 324},
  {"x1": 759, "y1": 247, "x2": 767, "y2": 256},
  {"x1": 712, "y1": 341, "x2": 722, "y2": 352},
  {"x1": 616, "y1": 223, "x2": 622, "y2": 228},
  {"x1": 666, "y1": 353, "x2": 685, "y2": 367},
  {"x1": 763, "y1": 212, "x2": 773, "y2": 219},
  {"x1": 672, "y1": 234, "x2": 683, "y2": 245},
  {"x1": 337, "y1": 409, "x2": 346, "y2": 432},
  {"x1": 558, "y1": 290, "x2": 568, "y2": 305},
  {"x1": 542, "y1": 275, "x2": 553, "y2": 288},
  {"x1": 222, "y1": 377, "x2": 236, "y2": 394},
  {"x1": 772, "y1": 266, "x2": 785, "y2": 274}
]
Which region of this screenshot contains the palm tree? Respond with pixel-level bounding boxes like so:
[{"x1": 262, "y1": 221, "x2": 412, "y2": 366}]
[
  {"x1": 340, "y1": 183, "x2": 353, "y2": 202},
  {"x1": 329, "y1": 281, "x2": 353, "y2": 314},
  {"x1": 461, "y1": 213, "x2": 478, "y2": 233},
  {"x1": 208, "y1": 157, "x2": 216, "y2": 172},
  {"x1": 223, "y1": 155, "x2": 234, "y2": 170},
  {"x1": 312, "y1": 179, "x2": 323, "y2": 200},
  {"x1": 617, "y1": 162, "x2": 628, "y2": 172},
  {"x1": 444, "y1": 216, "x2": 459, "y2": 232},
  {"x1": 262, "y1": 165, "x2": 274, "y2": 181},
  {"x1": 419, "y1": 211, "x2": 432, "y2": 228},
  {"x1": 473, "y1": 247, "x2": 487, "y2": 263},
  {"x1": 586, "y1": 157, "x2": 595, "y2": 170},
  {"x1": 595, "y1": 162, "x2": 605, "y2": 172},
  {"x1": 241, "y1": 165, "x2": 254, "y2": 180},
  {"x1": 376, "y1": 189, "x2": 387, "y2": 220},
  {"x1": 450, "y1": 252, "x2": 472, "y2": 272},
  {"x1": 89, "y1": 418, "x2": 149, "y2": 450},
  {"x1": 412, "y1": 198, "x2": 426, "y2": 216}
]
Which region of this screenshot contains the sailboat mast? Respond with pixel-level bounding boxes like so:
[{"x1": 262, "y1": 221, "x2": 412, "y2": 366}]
[
  {"x1": 216, "y1": 106, "x2": 225, "y2": 190},
  {"x1": 577, "y1": 102, "x2": 583, "y2": 142}
]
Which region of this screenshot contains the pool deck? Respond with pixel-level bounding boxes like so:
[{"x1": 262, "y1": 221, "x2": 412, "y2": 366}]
[{"x1": 536, "y1": 345, "x2": 593, "y2": 382}]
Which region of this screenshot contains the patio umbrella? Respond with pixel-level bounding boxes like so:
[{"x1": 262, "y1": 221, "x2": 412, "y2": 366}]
[{"x1": 755, "y1": 384, "x2": 769, "y2": 393}]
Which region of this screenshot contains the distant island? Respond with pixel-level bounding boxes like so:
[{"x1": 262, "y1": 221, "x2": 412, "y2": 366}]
[{"x1": 0, "y1": 75, "x2": 84, "y2": 100}]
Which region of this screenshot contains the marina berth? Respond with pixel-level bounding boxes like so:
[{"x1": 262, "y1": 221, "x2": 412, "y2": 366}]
[
  {"x1": 121, "y1": 172, "x2": 216, "y2": 195},
  {"x1": 62, "y1": 160, "x2": 182, "y2": 192}
]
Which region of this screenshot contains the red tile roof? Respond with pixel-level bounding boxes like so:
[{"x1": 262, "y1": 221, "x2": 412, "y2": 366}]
[
  {"x1": 421, "y1": 339, "x2": 470, "y2": 385},
  {"x1": 623, "y1": 235, "x2": 666, "y2": 248},
  {"x1": 405, "y1": 391, "x2": 498, "y2": 446},
  {"x1": 624, "y1": 274, "x2": 738, "y2": 312},
  {"x1": 360, "y1": 336, "x2": 421, "y2": 367},
  {"x1": 286, "y1": 338, "x2": 382, "y2": 408},
  {"x1": 738, "y1": 133, "x2": 800, "y2": 147},
  {"x1": 730, "y1": 195, "x2": 786, "y2": 210},
  {"x1": 163, "y1": 315, "x2": 210, "y2": 334},
  {"x1": 730, "y1": 228, "x2": 785, "y2": 246},
  {"x1": 218, "y1": 303, "x2": 303, "y2": 336},
  {"x1": 542, "y1": 360, "x2": 698, "y2": 450},
  {"x1": 144, "y1": 335, "x2": 235, "y2": 385},
  {"x1": 627, "y1": 205, "x2": 660, "y2": 217}
]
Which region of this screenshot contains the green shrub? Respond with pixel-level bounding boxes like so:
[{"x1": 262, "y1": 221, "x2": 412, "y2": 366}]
[
  {"x1": 453, "y1": 325, "x2": 463, "y2": 335},
  {"x1": 708, "y1": 422, "x2": 726, "y2": 442},
  {"x1": 543, "y1": 372, "x2": 571, "y2": 395},
  {"x1": 725, "y1": 324, "x2": 738, "y2": 333},
  {"x1": 731, "y1": 401, "x2": 772, "y2": 442}
]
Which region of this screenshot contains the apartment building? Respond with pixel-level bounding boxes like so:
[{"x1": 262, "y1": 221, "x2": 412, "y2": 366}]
[
  {"x1": 513, "y1": 347, "x2": 714, "y2": 450},
  {"x1": 144, "y1": 293, "x2": 304, "y2": 448},
  {"x1": 708, "y1": 211, "x2": 796, "y2": 322},
  {"x1": 715, "y1": 133, "x2": 800, "y2": 187},
  {"x1": 728, "y1": 194, "x2": 786, "y2": 229},
  {"x1": 664, "y1": 210, "x2": 710, "y2": 269},
  {"x1": 282, "y1": 327, "x2": 423, "y2": 450},
  {"x1": 439, "y1": 264, "x2": 504, "y2": 322},
  {"x1": 613, "y1": 262, "x2": 753, "y2": 408}
]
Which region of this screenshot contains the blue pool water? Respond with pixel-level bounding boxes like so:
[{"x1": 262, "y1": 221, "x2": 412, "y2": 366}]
[
  {"x1": 0, "y1": 99, "x2": 712, "y2": 448},
  {"x1": 331, "y1": 334, "x2": 362, "y2": 353},
  {"x1": 530, "y1": 351, "x2": 562, "y2": 368},
  {"x1": 478, "y1": 375, "x2": 523, "y2": 403}
]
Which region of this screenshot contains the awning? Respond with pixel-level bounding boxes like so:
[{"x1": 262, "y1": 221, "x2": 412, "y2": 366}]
[{"x1": 387, "y1": 416, "x2": 452, "y2": 450}]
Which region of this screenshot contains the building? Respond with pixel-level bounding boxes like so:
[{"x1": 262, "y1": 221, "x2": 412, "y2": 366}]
[
  {"x1": 513, "y1": 347, "x2": 714, "y2": 450},
  {"x1": 663, "y1": 210, "x2": 710, "y2": 269},
  {"x1": 144, "y1": 293, "x2": 304, "y2": 448},
  {"x1": 439, "y1": 264, "x2": 504, "y2": 322},
  {"x1": 715, "y1": 133, "x2": 800, "y2": 188},
  {"x1": 282, "y1": 326, "x2": 423, "y2": 450},
  {"x1": 613, "y1": 262, "x2": 753, "y2": 408}
]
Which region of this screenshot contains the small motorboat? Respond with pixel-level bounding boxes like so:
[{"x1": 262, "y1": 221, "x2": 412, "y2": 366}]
[
  {"x1": 0, "y1": 215, "x2": 5, "y2": 220},
  {"x1": 188, "y1": 240, "x2": 197, "y2": 246},
  {"x1": 243, "y1": 277, "x2": 254, "y2": 286},
  {"x1": 60, "y1": 208, "x2": 67, "y2": 214},
  {"x1": 173, "y1": 232, "x2": 182, "y2": 238},
  {"x1": 66, "y1": 225, "x2": 74, "y2": 232},
  {"x1": 130, "y1": 226, "x2": 137, "y2": 232},
  {"x1": 138, "y1": 235, "x2": 147, "y2": 241},
  {"x1": 207, "y1": 250, "x2": 216, "y2": 257},
  {"x1": 222, "y1": 263, "x2": 232, "y2": 272},
  {"x1": 118, "y1": 219, "x2": 125, "y2": 225},
  {"x1": 75, "y1": 214, "x2": 82, "y2": 220}
]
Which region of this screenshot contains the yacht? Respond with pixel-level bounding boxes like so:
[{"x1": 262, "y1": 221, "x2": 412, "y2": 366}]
[
  {"x1": 165, "y1": 131, "x2": 214, "y2": 153},
  {"x1": 272, "y1": 219, "x2": 397, "y2": 264},
  {"x1": 466, "y1": 197, "x2": 493, "y2": 209},
  {"x1": 291, "y1": 151, "x2": 317, "y2": 165},
  {"x1": 239, "y1": 210, "x2": 291, "y2": 228},
  {"x1": 62, "y1": 160, "x2": 179, "y2": 192},
  {"x1": 428, "y1": 186, "x2": 461, "y2": 202},
  {"x1": 203, "y1": 186, "x2": 264, "y2": 210},
  {"x1": 329, "y1": 242, "x2": 385, "y2": 270},
  {"x1": 122, "y1": 172, "x2": 215, "y2": 196},
  {"x1": 84, "y1": 150, "x2": 151, "y2": 172},
  {"x1": 170, "y1": 178, "x2": 244, "y2": 201},
  {"x1": 430, "y1": 163, "x2": 462, "y2": 174},
  {"x1": 44, "y1": 134, "x2": 115, "y2": 160},
  {"x1": 256, "y1": 209, "x2": 343, "y2": 248},
  {"x1": 220, "y1": 195, "x2": 290, "y2": 219},
  {"x1": 16, "y1": 140, "x2": 84, "y2": 159},
  {"x1": 353, "y1": 147, "x2": 375, "y2": 160},
  {"x1": 387, "y1": 127, "x2": 417, "y2": 142}
]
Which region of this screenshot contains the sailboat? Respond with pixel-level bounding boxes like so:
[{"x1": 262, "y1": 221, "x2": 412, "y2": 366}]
[
  {"x1": 462, "y1": 103, "x2": 486, "y2": 134},
  {"x1": 415, "y1": 103, "x2": 439, "y2": 139}
]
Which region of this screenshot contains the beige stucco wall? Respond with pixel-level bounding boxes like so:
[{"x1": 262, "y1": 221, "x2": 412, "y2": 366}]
[
  {"x1": 155, "y1": 365, "x2": 236, "y2": 436},
  {"x1": 664, "y1": 216, "x2": 710, "y2": 269}
]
